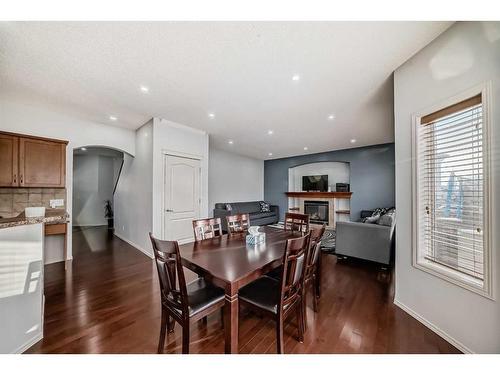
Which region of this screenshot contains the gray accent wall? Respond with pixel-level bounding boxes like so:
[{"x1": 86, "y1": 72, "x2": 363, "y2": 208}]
[{"x1": 264, "y1": 143, "x2": 395, "y2": 221}]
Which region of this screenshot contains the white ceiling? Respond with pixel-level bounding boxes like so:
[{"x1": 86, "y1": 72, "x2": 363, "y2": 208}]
[{"x1": 0, "y1": 22, "x2": 452, "y2": 159}]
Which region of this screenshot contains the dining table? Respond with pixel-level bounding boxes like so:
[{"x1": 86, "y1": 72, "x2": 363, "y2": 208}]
[{"x1": 178, "y1": 225, "x2": 302, "y2": 354}]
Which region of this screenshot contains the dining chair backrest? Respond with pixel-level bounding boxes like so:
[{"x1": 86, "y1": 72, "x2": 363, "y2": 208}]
[
  {"x1": 279, "y1": 232, "x2": 311, "y2": 313},
  {"x1": 226, "y1": 213, "x2": 250, "y2": 234},
  {"x1": 284, "y1": 212, "x2": 310, "y2": 234},
  {"x1": 149, "y1": 233, "x2": 188, "y2": 317},
  {"x1": 309, "y1": 223, "x2": 326, "y2": 246},
  {"x1": 192, "y1": 218, "x2": 223, "y2": 241},
  {"x1": 305, "y1": 224, "x2": 325, "y2": 281}
]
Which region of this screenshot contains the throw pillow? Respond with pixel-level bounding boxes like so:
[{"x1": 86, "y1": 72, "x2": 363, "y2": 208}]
[
  {"x1": 225, "y1": 203, "x2": 232, "y2": 211},
  {"x1": 377, "y1": 209, "x2": 396, "y2": 227},
  {"x1": 364, "y1": 214, "x2": 380, "y2": 224},
  {"x1": 259, "y1": 201, "x2": 271, "y2": 212}
]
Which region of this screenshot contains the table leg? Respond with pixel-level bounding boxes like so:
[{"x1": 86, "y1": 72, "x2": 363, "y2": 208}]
[{"x1": 224, "y1": 292, "x2": 239, "y2": 354}]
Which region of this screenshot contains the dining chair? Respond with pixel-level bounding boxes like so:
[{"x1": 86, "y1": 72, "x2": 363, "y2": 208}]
[
  {"x1": 284, "y1": 212, "x2": 310, "y2": 233},
  {"x1": 192, "y1": 217, "x2": 223, "y2": 241},
  {"x1": 238, "y1": 232, "x2": 311, "y2": 354},
  {"x1": 149, "y1": 233, "x2": 225, "y2": 354},
  {"x1": 226, "y1": 213, "x2": 250, "y2": 234},
  {"x1": 302, "y1": 224, "x2": 326, "y2": 329}
]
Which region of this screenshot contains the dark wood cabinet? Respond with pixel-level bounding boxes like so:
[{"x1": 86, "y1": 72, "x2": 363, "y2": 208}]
[
  {"x1": 0, "y1": 132, "x2": 67, "y2": 188},
  {"x1": 0, "y1": 134, "x2": 19, "y2": 187},
  {"x1": 19, "y1": 137, "x2": 66, "y2": 187}
]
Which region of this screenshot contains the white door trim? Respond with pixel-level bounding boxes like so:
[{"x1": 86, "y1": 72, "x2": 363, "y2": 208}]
[
  {"x1": 161, "y1": 152, "x2": 203, "y2": 241},
  {"x1": 161, "y1": 148, "x2": 203, "y2": 161}
]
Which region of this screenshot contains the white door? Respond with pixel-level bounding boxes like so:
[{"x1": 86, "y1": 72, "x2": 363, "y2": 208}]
[{"x1": 163, "y1": 154, "x2": 201, "y2": 244}]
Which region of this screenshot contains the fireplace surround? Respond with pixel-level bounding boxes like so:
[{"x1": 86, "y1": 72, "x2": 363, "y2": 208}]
[{"x1": 304, "y1": 200, "x2": 329, "y2": 224}]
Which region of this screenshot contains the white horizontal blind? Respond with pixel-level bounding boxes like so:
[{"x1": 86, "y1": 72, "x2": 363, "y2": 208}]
[{"x1": 417, "y1": 95, "x2": 484, "y2": 283}]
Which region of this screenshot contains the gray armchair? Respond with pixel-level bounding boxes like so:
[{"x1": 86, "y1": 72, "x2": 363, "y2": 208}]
[{"x1": 335, "y1": 221, "x2": 395, "y2": 265}]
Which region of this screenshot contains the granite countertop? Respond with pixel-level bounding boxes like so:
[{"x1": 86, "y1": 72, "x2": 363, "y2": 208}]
[{"x1": 0, "y1": 209, "x2": 69, "y2": 229}]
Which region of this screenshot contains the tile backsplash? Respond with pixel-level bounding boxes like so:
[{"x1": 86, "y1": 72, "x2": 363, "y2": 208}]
[{"x1": 0, "y1": 188, "x2": 66, "y2": 218}]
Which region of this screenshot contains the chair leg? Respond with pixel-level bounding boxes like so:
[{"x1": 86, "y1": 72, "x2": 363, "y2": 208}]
[
  {"x1": 276, "y1": 318, "x2": 284, "y2": 354},
  {"x1": 296, "y1": 302, "x2": 304, "y2": 343},
  {"x1": 302, "y1": 288, "x2": 308, "y2": 332},
  {"x1": 167, "y1": 311, "x2": 175, "y2": 333},
  {"x1": 220, "y1": 308, "x2": 224, "y2": 328},
  {"x1": 312, "y1": 276, "x2": 319, "y2": 313},
  {"x1": 182, "y1": 324, "x2": 190, "y2": 354},
  {"x1": 158, "y1": 309, "x2": 167, "y2": 354},
  {"x1": 315, "y1": 264, "x2": 321, "y2": 299}
]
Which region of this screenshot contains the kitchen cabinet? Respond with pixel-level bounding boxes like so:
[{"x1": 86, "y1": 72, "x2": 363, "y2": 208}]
[
  {"x1": 0, "y1": 134, "x2": 19, "y2": 187},
  {"x1": 0, "y1": 132, "x2": 67, "y2": 188}
]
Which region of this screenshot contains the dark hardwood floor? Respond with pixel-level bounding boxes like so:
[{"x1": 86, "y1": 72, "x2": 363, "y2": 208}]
[{"x1": 26, "y1": 226, "x2": 460, "y2": 354}]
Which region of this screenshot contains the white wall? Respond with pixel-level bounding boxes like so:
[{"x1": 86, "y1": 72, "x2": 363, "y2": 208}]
[
  {"x1": 151, "y1": 118, "x2": 209, "y2": 241},
  {"x1": 394, "y1": 22, "x2": 500, "y2": 353},
  {"x1": 208, "y1": 146, "x2": 264, "y2": 212},
  {"x1": 114, "y1": 120, "x2": 154, "y2": 256},
  {"x1": 73, "y1": 154, "x2": 116, "y2": 226},
  {"x1": 0, "y1": 98, "x2": 136, "y2": 261}
]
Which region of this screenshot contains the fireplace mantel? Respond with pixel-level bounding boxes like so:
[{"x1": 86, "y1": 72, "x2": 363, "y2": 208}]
[{"x1": 285, "y1": 191, "x2": 352, "y2": 198}]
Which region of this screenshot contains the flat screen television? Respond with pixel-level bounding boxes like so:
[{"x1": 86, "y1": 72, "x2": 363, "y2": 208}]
[{"x1": 302, "y1": 175, "x2": 328, "y2": 192}]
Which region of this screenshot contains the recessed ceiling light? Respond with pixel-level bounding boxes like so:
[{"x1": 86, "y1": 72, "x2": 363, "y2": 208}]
[
  {"x1": 303, "y1": 146, "x2": 308, "y2": 151},
  {"x1": 81, "y1": 147, "x2": 87, "y2": 151},
  {"x1": 140, "y1": 86, "x2": 149, "y2": 93},
  {"x1": 228, "y1": 140, "x2": 234, "y2": 145},
  {"x1": 109, "y1": 115, "x2": 117, "y2": 121},
  {"x1": 268, "y1": 152, "x2": 273, "y2": 156},
  {"x1": 267, "y1": 130, "x2": 274, "y2": 135},
  {"x1": 292, "y1": 74, "x2": 300, "y2": 81},
  {"x1": 208, "y1": 113, "x2": 215, "y2": 119},
  {"x1": 350, "y1": 139, "x2": 357, "y2": 144},
  {"x1": 328, "y1": 114, "x2": 336, "y2": 120}
]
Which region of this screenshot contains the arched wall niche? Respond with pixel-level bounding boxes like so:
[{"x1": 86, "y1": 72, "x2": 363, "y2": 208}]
[{"x1": 288, "y1": 161, "x2": 350, "y2": 192}]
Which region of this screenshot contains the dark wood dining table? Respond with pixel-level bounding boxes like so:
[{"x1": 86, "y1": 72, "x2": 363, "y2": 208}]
[{"x1": 178, "y1": 226, "x2": 301, "y2": 354}]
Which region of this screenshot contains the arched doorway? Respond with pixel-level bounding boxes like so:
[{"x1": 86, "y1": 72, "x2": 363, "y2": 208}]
[{"x1": 72, "y1": 146, "x2": 124, "y2": 239}]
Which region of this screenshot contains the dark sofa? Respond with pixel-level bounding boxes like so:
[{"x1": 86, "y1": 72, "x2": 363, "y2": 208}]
[{"x1": 214, "y1": 201, "x2": 279, "y2": 232}]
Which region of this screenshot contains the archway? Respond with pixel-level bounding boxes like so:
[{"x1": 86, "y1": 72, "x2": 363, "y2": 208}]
[{"x1": 72, "y1": 146, "x2": 124, "y2": 252}]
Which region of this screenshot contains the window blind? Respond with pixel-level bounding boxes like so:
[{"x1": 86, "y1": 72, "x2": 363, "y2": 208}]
[{"x1": 417, "y1": 94, "x2": 484, "y2": 282}]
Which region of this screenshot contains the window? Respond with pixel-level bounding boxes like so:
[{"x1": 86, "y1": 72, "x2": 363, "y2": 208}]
[{"x1": 413, "y1": 90, "x2": 491, "y2": 297}]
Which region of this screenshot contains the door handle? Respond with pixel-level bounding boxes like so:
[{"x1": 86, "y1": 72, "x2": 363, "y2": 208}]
[
  {"x1": 20, "y1": 174, "x2": 23, "y2": 184},
  {"x1": 165, "y1": 209, "x2": 173, "y2": 212},
  {"x1": 13, "y1": 174, "x2": 16, "y2": 184}
]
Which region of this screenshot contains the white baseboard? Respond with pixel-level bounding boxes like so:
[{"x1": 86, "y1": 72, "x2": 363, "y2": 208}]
[
  {"x1": 114, "y1": 232, "x2": 153, "y2": 259},
  {"x1": 393, "y1": 299, "x2": 473, "y2": 354},
  {"x1": 15, "y1": 332, "x2": 43, "y2": 354}
]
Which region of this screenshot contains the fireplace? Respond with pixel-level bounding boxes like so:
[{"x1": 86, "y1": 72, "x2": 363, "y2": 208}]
[{"x1": 304, "y1": 200, "x2": 329, "y2": 225}]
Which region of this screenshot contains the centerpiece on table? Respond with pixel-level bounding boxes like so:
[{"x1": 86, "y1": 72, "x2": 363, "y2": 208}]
[{"x1": 246, "y1": 226, "x2": 266, "y2": 245}]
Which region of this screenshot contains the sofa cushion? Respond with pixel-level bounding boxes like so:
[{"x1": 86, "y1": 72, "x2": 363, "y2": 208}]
[
  {"x1": 232, "y1": 201, "x2": 262, "y2": 214},
  {"x1": 377, "y1": 209, "x2": 396, "y2": 227},
  {"x1": 364, "y1": 214, "x2": 380, "y2": 223},
  {"x1": 361, "y1": 207, "x2": 394, "y2": 223},
  {"x1": 250, "y1": 212, "x2": 276, "y2": 220}
]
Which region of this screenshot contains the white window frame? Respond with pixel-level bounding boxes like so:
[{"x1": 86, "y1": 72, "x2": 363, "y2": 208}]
[{"x1": 411, "y1": 82, "x2": 493, "y2": 299}]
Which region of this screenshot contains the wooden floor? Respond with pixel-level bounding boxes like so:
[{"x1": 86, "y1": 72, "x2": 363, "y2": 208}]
[{"x1": 27, "y1": 226, "x2": 460, "y2": 354}]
